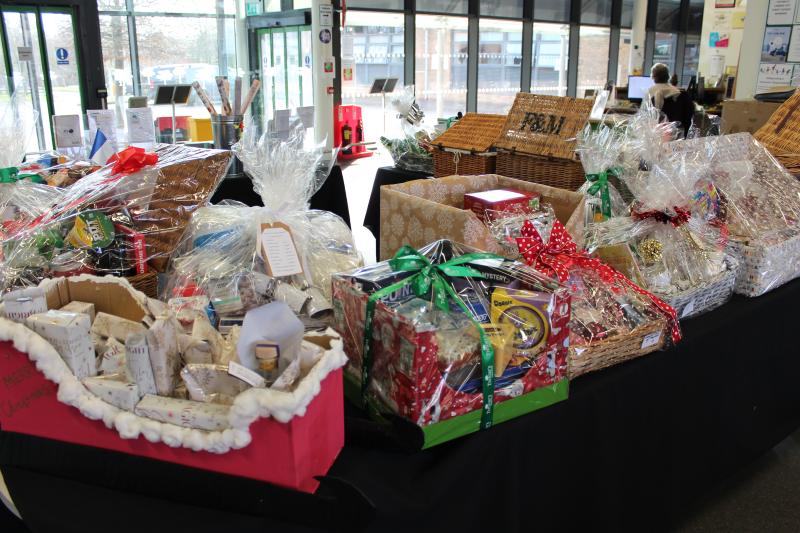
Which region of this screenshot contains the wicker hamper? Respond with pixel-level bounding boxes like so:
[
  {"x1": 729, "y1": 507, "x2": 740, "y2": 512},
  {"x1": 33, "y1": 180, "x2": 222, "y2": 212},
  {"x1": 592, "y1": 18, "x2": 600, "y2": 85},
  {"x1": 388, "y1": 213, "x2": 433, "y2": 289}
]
[
  {"x1": 431, "y1": 113, "x2": 506, "y2": 177},
  {"x1": 754, "y1": 90, "x2": 800, "y2": 176},
  {"x1": 494, "y1": 93, "x2": 593, "y2": 190}
]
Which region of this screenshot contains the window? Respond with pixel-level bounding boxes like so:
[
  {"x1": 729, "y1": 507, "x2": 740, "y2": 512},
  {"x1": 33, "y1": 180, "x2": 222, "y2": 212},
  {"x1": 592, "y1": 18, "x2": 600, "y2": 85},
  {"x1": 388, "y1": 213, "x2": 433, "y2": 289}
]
[
  {"x1": 621, "y1": 0, "x2": 634, "y2": 28},
  {"x1": 682, "y1": 35, "x2": 700, "y2": 86},
  {"x1": 415, "y1": 15, "x2": 468, "y2": 125},
  {"x1": 653, "y1": 32, "x2": 678, "y2": 76},
  {"x1": 98, "y1": 2, "x2": 240, "y2": 136},
  {"x1": 688, "y1": 0, "x2": 703, "y2": 34},
  {"x1": 616, "y1": 29, "x2": 632, "y2": 87},
  {"x1": 416, "y1": 0, "x2": 468, "y2": 15},
  {"x1": 341, "y1": 11, "x2": 404, "y2": 140},
  {"x1": 346, "y1": 0, "x2": 405, "y2": 9},
  {"x1": 577, "y1": 26, "x2": 610, "y2": 98},
  {"x1": 480, "y1": 0, "x2": 523, "y2": 19},
  {"x1": 581, "y1": 0, "x2": 612, "y2": 26},
  {"x1": 655, "y1": 0, "x2": 681, "y2": 33},
  {"x1": 531, "y1": 23, "x2": 569, "y2": 97},
  {"x1": 99, "y1": 15, "x2": 132, "y2": 108},
  {"x1": 534, "y1": 0, "x2": 570, "y2": 22},
  {"x1": 477, "y1": 19, "x2": 522, "y2": 114}
]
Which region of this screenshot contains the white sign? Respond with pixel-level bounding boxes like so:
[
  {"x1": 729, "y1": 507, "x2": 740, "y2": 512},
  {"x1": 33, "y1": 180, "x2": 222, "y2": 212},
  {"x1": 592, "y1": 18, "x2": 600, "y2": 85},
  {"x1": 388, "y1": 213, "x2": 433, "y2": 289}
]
[
  {"x1": 680, "y1": 299, "x2": 695, "y2": 319},
  {"x1": 789, "y1": 25, "x2": 800, "y2": 62},
  {"x1": 713, "y1": 11, "x2": 732, "y2": 30},
  {"x1": 757, "y1": 62, "x2": 795, "y2": 94},
  {"x1": 258, "y1": 222, "x2": 303, "y2": 278},
  {"x1": 768, "y1": 0, "x2": 798, "y2": 26},
  {"x1": 86, "y1": 108, "x2": 117, "y2": 145},
  {"x1": 319, "y1": 4, "x2": 333, "y2": 28},
  {"x1": 53, "y1": 114, "x2": 82, "y2": 148},
  {"x1": 640, "y1": 331, "x2": 662, "y2": 350},
  {"x1": 126, "y1": 107, "x2": 155, "y2": 143},
  {"x1": 17, "y1": 46, "x2": 32, "y2": 62}
]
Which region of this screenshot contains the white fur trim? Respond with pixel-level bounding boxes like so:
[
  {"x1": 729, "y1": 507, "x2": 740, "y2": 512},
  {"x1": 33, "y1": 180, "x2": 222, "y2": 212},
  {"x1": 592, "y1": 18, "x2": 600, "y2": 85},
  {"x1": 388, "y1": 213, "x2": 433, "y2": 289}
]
[{"x1": 0, "y1": 276, "x2": 347, "y2": 455}]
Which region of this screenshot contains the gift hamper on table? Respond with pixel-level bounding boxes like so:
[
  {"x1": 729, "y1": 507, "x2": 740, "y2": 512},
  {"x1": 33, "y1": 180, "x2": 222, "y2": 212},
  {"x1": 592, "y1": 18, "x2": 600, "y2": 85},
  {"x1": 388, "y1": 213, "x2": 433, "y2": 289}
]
[
  {"x1": 754, "y1": 89, "x2": 800, "y2": 176},
  {"x1": 514, "y1": 219, "x2": 678, "y2": 379},
  {"x1": 0, "y1": 275, "x2": 346, "y2": 492},
  {"x1": 668, "y1": 132, "x2": 800, "y2": 297},
  {"x1": 379, "y1": 173, "x2": 584, "y2": 260},
  {"x1": 380, "y1": 85, "x2": 435, "y2": 175},
  {"x1": 575, "y1": 122, "x2": 629, "y2": 225},
  {"x1": 0, "y1": 145, "x2": 231, "y2": 298},
  {"x1": 332, "y1": 240, "x2": 571, "y2": 448},
  {"x1": 430, "y1": 113, "x2": 505, "y2": 177},
  {"x1": 494, "y1": 93, "x2": 593, "y2": 190},
  {"x1": 585, "y1": 141, "x2": 738, "y2": 319}
]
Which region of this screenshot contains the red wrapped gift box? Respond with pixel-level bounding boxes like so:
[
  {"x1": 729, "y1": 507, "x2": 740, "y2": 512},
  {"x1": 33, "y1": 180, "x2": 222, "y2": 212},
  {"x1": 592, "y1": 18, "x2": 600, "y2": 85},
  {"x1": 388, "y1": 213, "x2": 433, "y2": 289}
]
[{"x1": 0, "y1": 341, "x2": 343, "y2": 493}]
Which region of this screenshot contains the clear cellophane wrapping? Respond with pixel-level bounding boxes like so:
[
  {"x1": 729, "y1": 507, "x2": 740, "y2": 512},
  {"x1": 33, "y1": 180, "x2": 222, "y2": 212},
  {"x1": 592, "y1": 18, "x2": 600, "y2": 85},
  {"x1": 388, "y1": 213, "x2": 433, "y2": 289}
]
[
  {"x1": 331, "y1": 239, "x2": 570, "y2": 427},
  {"x1": 585, "y1": 138, "x2": 734, "y2": 315},
  {"x1": 667, "y1": 132, "x2": 800, "y2": 296},
  {"x1": 575, "y1": 122, "x2": 628, "y2": 224},
  {"x1": 162, "y1": 122, "x2": 362, "y2": 330},
  {"x1": 380, "y1": 85, "x2": 434, "y2": 174},
  {"x1": 0, "y1": 145, "x2": 231, "y2": 291}
]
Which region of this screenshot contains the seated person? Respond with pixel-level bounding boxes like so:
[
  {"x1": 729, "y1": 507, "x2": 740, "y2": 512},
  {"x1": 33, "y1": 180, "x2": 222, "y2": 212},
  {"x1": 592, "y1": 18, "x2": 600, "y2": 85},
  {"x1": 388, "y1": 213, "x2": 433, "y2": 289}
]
[{"x1": 647, "y1": 63, "x2": 681, "y2": 110}]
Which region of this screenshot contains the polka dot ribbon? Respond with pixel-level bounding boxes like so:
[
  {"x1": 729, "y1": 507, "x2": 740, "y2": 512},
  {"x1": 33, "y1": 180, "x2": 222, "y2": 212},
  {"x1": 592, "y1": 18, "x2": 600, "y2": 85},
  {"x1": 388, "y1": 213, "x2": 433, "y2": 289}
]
[{"x1": 516, "y1": 220, "x2": 682, "y2": 344}]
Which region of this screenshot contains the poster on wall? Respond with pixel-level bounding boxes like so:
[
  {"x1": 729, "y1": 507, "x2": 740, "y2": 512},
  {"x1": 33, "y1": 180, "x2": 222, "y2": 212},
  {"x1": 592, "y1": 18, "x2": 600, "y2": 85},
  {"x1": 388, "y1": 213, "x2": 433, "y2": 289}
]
[
  {"x1": 762, "y1": 26, "x2": 792, "y2": 62},
  {"x1": 756, "y1": 62, "x2": 794, "y2": 93},
  {"x1": 715, "y1": 0, "x2": 735, "y2": 7},
  {"x1": 789, "y1": 25, "x2": 800, "y2": 61},
  {"x1": 732, "y1": 11, "x2": 746, "y2": 29},
  {"x1": 710, "y1": 32, "x2": 730, "y2": 47},
  {"x1": 768, "y1": 0, "x2": 798, "y2": 26},
  {"x1": 713, "y1": 11, "x2": 732, "y2": 30}
]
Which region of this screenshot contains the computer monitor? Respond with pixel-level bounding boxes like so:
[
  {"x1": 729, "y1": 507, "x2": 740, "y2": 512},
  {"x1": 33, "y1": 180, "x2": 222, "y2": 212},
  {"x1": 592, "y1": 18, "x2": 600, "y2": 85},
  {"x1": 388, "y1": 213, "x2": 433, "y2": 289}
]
[{"x1": 627, "y1": 75, "x2": 655, "y2": 103}]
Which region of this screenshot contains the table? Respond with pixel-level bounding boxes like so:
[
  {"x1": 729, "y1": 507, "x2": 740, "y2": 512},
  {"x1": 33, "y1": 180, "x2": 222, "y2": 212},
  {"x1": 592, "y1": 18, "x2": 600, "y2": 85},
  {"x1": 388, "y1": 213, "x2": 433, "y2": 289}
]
[
  {"x1": 362, "y1": 166, "x2": 432, "y2": 259},
  {"x1": 2, "y1": 279, "x2": 800, "y2": 533},
  {"x1": 210, "y1": 165, "x2": 351, "y2": 227}
]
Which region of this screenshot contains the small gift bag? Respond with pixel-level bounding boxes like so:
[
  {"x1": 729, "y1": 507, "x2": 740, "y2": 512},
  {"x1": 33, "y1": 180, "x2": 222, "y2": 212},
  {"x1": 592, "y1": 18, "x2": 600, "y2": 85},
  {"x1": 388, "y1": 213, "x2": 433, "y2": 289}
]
[{"x1": 575, "y1": 122, "x2": 628, "y2": 226}]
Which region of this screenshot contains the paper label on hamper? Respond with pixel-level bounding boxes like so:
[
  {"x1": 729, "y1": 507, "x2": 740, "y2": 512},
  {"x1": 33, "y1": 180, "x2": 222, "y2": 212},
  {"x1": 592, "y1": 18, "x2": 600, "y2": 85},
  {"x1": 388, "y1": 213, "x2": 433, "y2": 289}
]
[
  {"x1": 228, "y1": 361, "x2": 266, "y2": 388},
  {"x1": 680, "y1": 299, "x2": 695, "y2": 318},
  {"x1": 258, "y1": 222, "x2": 304, "y2": 278},
  {"x1": 640, "y1": 331, "x2": 662, "y2": 350}
]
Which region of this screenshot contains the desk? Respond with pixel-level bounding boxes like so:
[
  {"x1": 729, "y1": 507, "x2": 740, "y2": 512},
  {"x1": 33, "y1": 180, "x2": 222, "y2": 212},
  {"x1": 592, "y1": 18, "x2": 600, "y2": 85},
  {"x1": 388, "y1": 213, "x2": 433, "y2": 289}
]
[
  {"x1": 2, "y1": 279, "x2": 799, "y2": 532},
  {"x1": 210, "y1": 165, "x2": 351, "y2": 227},
  {"x1": 363, "y1": 166, "x2": 432, "y2": 259}
]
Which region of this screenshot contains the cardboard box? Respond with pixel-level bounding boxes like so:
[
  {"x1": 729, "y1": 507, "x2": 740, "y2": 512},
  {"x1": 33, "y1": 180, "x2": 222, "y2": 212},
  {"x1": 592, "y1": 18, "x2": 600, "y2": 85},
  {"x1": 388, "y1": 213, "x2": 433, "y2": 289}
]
[
  {"x1": 721, "y1": 100, "x2": 781, "y2": 134},
  {"x1": 379, "y1": 174, "x2": 585, "y2": 260}
]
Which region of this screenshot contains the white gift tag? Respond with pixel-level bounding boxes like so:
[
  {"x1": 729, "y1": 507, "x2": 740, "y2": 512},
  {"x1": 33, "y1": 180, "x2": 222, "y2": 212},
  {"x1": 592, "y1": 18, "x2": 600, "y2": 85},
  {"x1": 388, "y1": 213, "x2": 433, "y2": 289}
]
[
  {"x1": 640, "y1": 331, "x2": 662, "y2": 350},
  {"x1": 258, "y1": 222, "x2": 303, "y2": 278},
  {"x1": 680, "y1": 299, "x2": 695, "y2": 318},
  {"x1": 228, "y1": 361, "x2": 267, "y2": 388}
]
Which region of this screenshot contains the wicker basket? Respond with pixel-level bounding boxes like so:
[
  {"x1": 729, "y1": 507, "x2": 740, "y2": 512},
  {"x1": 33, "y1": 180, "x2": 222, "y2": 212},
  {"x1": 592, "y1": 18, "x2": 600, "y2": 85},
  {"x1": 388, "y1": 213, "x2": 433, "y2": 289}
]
[
  {"x1": 754, "y1": 90, "x2": 800, "y2": 176},
  {"x1": 432, "y1": 113, "x2": 505, "y2": 178},
  {"x1": 658, "y1": 256, "x2": 738, "y2": 319},
  {"x1": 126, "y1": 271, "x2": 158, "y2": 298},
  {"x1": 568, "y1": 318, "x2": 667, "y2": 379},
  {"x1": 495, "y1": 152, "x2": 585, "y2": 190},
  {"x1": 727, "y1": 234, "x2": 800, "y2": 297},
  {"x1": 494, "y1": 94, "x2": 593, "y2": 190}
]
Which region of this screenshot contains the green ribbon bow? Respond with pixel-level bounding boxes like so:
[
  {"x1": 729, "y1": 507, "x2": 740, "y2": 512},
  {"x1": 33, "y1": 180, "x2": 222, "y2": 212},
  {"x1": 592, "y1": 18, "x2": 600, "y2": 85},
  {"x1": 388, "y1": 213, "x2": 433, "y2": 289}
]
[
  {"x1": 361, "y1": 246, "x2": 504, "y2": 431},
  {"x1": 0, "y1": 167, "x2": 19, "y2": 183},
  {"x1": 585, "y1": 167, "x2": 622, "y2": 221}
]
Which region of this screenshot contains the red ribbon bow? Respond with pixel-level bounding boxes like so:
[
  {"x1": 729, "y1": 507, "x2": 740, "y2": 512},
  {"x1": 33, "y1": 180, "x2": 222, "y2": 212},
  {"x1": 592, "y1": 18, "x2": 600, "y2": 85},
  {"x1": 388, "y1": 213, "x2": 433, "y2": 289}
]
[
  {"x1": 516, "y1": 220, "x2": 682, "y2": 344},
  {"x1": 107, "y1": 146, "x2": 158, "y2": 175},
  {"x1": 632, "y1": 206, "x2": 691, "y2": 227}
]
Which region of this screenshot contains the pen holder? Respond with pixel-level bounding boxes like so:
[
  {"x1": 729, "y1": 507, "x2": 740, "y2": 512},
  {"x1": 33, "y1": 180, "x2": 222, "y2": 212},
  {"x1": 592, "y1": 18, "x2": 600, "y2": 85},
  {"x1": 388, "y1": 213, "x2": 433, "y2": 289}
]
[{"x1": 212, "y1": 114, "x2": 244, "y2": 178}]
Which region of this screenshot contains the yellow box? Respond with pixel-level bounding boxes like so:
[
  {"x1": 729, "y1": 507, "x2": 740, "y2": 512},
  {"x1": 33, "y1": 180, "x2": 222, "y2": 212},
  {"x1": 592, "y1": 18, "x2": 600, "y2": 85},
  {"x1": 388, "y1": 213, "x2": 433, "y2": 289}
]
[{"x1": 189, "y1": 117, "x2": 213, "y2": 142}]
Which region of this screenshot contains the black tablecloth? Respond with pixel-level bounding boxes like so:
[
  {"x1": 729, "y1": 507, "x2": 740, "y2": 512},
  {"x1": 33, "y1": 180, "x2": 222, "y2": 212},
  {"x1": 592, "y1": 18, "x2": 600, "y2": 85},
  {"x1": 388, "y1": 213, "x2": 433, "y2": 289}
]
[
  {"x1": 3, "y1": 280, "x2": 800, "y2": 533},
  {"x1": 362, "y1": 166, "x2": 432, "y2": 259},
  {"x1": 210, "y1": 165, "x2": 351, "y2": 228}
]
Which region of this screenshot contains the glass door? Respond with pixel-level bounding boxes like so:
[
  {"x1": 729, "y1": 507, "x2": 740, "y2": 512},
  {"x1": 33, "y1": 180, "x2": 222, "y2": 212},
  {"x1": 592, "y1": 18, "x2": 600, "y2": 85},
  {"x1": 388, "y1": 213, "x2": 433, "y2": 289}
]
[
  {"x1": 0, "y1": 5, "x2": 85, "y2": 152},
  {"x1": 257, "y1": 25, "x2": 313, "y2": 129}
]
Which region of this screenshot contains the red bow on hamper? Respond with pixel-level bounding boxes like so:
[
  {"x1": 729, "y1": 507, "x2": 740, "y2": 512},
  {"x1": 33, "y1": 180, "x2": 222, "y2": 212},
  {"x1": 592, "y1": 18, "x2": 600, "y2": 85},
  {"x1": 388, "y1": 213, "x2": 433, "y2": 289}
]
[
  {"x1": 106, "y1": 146, "x2": 158, "y2": 175},
  {"x1": 516, "y1": 220, "x2": 682, "y2": 343},
  {"x1": 632, "y1": 206, "x2": 691, "y2": 227}
]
